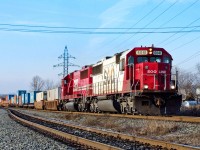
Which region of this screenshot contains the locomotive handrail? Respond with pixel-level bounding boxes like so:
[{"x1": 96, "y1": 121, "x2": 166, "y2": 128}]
[{"x1": 134, "y1": 80, "x2": 140, "y2": 96}]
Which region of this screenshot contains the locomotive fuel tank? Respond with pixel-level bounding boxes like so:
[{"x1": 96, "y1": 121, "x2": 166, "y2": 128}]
[
  {"x1": 64, "y1": 101, "x2": 78, "y2": 111},
  {"x1": 97, "y1": 99, "x2": 121, "y2": 113}
]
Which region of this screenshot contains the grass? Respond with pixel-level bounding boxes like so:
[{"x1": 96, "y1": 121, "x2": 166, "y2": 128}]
[
  {"x1": 137, "y1": 120, "x2": 179, "y2": 136},
  {"x1": 61, "y1": 114, "x2": 180, "y2": 136}
]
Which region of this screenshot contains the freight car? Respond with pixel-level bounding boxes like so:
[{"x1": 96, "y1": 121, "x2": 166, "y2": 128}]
[
  {"x1": 60, "y1": 46, "x2": 182, "y2": 115},
  {"x1": 34, "y1": 88, "x2": 61, "y2": 110}
]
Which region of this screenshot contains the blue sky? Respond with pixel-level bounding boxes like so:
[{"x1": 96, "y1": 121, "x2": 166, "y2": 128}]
[{"x1": 0, "y1": 0, "x2": 200, "y2": 94}]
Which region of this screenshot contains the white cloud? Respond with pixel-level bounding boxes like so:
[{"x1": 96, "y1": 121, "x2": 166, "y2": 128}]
[
  {"x1": 87, "y1": 0, "x2": 148, "y2": 51},
  {"x1": 99, "y1": 0, "x2": 148, "y2": 28}
]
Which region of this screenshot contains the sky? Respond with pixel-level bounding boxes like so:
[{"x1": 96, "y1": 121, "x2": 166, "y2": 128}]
[{"x1": 0, "y1": 0, "x2": 200, "y2": 94}]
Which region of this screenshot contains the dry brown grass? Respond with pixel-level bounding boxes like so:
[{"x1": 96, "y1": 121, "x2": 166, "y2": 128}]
[
  {"x1": 82, "y1": 116, "x2": 102, "y2": 126},
  {"x1": 59, "y1": 113, "x2": 82, "y2": 120},
  {"x1": 137, "y1": 120, "x2": 179, "y2": 136},
  {"x1": 180, "y1": 105, "x2": 200, "y2": 116},
  {"x1": 82, "y1": 115, "x2": 121, "y2": 130}
]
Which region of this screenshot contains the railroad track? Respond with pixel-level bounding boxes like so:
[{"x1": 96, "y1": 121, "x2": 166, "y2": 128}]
[
  {"x1": 8, "y1": 108, "x2": 199, "y2": 150},
  {"x1": 23, "y1": 108, "x2": 200, "y2": 123}
]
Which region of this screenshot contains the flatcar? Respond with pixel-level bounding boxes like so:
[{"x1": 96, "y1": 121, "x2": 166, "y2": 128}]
[{"x1": 61, "y1": 45, "x2": 182, "y2": 115}]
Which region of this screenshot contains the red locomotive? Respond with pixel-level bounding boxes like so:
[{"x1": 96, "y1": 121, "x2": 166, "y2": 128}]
[{"x1": 60, "y1": 45, "x2": 182, "y2": 115}]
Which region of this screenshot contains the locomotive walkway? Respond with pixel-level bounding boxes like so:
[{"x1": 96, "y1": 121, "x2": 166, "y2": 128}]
[{"x1": 9, "y1": 108, "x2": 200, "y2": 150}]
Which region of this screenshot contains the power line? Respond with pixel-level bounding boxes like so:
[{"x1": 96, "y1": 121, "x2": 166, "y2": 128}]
[
  {"x1": 161, "y1": 25, "x2": 200, "y2": 47},
  {"x1": 2, "y1": 23, "x2": 200, "y2": 30},
  {"x1": 175, "y1": 51, "x2": 200, "y2": 66},
  {"x1": 2, "y1": 27, "x2": 200, "y2": 34},
  {"x1": 111, "y1": 0, "x2": 178, "y2": 51},
  {"x1": 157, "y1": 17, "x2": 200, "y2": 46},
  {"x1": 135, "y1": 0, "x2": 199, "y2": 43},
  {"x1": 171, "y1": 35, "x2": 200, "y2": 52},
  {"x1": 97, "y1": 0, "x2": 165, "y2": 49}
]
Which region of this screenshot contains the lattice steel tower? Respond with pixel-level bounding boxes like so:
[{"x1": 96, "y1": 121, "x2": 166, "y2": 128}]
[{"x1": 53, "y1": 46, "x2": 79, "y2": 77}]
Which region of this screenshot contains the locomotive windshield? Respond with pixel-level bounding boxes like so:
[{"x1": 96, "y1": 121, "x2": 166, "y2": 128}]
[
  {"x1": 137, "y1": 57, "x2": 148, "y2": 63},
  {"x1": 163, "y1": 56, "x2": 170, "y2": 63},
  {"x1": 137, "y1": 56, "x2": 161, "y2": 63},
  {"x1": 150, "y1": 57, "x2": 161, "y2": 62}
]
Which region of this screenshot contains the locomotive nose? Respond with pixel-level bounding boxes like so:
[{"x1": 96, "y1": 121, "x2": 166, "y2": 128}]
[{"x1": 141, "y1": 62, "x2": 170, "y2": 91}]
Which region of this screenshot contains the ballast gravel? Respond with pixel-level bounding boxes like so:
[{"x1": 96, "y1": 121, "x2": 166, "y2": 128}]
[
  {"x1": 0, "y1": 108, "x2": 75, "y2": 150},
  {"x1": 18, "y1": 109, "x2": 200, "y2": 148}
]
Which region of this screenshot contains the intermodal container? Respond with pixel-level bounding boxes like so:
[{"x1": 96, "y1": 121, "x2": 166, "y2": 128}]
[
  {"x1": 30, "y1": 91, "x2": 41, "y2": 103},
  {"x1": 21, "y1": 94, "x2": 26, "y2": 104},
  {"x1": 25, "y1": 93, "x2": 30, "y2": 104},
  {"x1": 18, "y1": 96, "x2": 22, "y2": 106},
  {"x1": 14, "y1": 95, "x2": 17, "y2": 104},
  {"x1": 9, "y1": 95, "x2": 15, "y2": 100},
  {"x1": 36, "y1": 91, "x2": 47, "y2": 102},
  {"x1": 18, "y1": 90, "x2": 26, "y2": 96},
  {"x1": 47, "y1": 87, "x2": 61, "y2": 101},
  {"x1": 6, "y1": 95, "x2": 15, "y2": 101},
  {"x1": 11, "y1": 97, "x2": 14, "y2": 104}
]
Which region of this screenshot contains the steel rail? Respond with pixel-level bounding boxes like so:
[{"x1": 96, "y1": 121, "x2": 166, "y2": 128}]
[
  {"x1": 10, "y1": 109, "x2": 200, "y2": 150},
  {"x1": 8, "y1": 109, "x2": 121, "y2": 150}
]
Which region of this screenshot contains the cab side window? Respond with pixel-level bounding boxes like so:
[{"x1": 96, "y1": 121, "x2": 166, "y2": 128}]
[
  {"x1": 163, "y1": 57, "x2": 170, "y2": 63},
  {"x1": 128, "y1": 56, "x2": 134, "y2": 65},
  {"x1": 119, "y1": 58, "x2": 125, "y2": 71}
]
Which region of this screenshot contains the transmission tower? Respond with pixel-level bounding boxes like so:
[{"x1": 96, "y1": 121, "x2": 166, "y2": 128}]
[{"x1": 53, "y1": 46, "x2": 79, "y2": 77}]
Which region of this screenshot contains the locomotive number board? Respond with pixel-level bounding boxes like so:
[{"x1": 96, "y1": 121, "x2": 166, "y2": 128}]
[
  {"x1": 153, "y1": 51, "x2": 162, "y2": 55},
  {"x1": 136, "y1": 50, "x2": 148, "y2": 55}
]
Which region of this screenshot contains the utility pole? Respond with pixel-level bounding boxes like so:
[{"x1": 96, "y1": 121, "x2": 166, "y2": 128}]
[{"x1": 53, "y1": 46, "x2": 79, "y2": 77}]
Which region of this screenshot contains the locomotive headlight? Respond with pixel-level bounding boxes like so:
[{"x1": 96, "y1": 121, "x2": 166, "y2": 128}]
[
  {"x1": 144, "y1": 85, "x2": 148, "y2": 89},
  {"x1": 170, "y1": 85, "x2": 175, "y2": 90}
]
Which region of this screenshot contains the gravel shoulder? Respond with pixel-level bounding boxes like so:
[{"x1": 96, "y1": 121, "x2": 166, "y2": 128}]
[
  {"x1": 18, "y1": 109, "x2": 200, "y2": 148},
  {"x1": 0, "y1": 108, "x2": 74, "y2": 150}
]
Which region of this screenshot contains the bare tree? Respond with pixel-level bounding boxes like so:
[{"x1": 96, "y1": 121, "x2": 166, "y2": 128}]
[
  {"x1": 54, "y1": 81, "x2": 61, "y2": 88},
  {"x1": 44, "y1": 79, "x2": 55, "y2": 90},
  {"x1": 178, "y1": 68, "x2": 197, "y2": 100},
  {"x1": 30, "y1": 75, "x2": 44, "y2": 91}
]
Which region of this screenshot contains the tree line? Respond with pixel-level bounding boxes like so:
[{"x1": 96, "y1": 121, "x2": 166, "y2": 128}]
[
  {"x1": 177, "y1": 63, "x2": 200, "y2": 100},
  {"x1": 30, "y1": 75, "x2": 60, "y2": 91}
]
